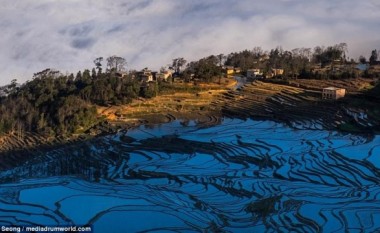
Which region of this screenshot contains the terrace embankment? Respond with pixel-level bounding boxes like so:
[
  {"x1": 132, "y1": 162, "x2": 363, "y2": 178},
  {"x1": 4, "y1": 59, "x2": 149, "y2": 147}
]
[
  {"x1": 99, "y1": 77, "x2": 379, "y2": 134},
  {"x1": 97, "y1": 78, "x2": 238, "y2": 128},
  {"x1": 217, "y1": 78, "x2": 379, "y2": 133},
  {"x1": 0, "y1": 79, "x2": 236, "y2": 152},
  {"x1": 0, "y1": 77, "x2": 379, "y2": 153}
]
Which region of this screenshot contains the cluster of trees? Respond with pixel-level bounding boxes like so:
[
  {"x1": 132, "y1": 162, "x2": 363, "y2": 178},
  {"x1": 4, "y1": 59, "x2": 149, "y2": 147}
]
[
  {"x1": 369, "y1": 50, "x2": 378, "y2": 65},
  {"x1": 225, "y1": 43, "x2": 350, "y2": 78},
  {"x1": 1, "y1": 44, "x2": 379, "y2": 137},
  {"x1": 179, "y1": 43, "x2": 379, "y2": 81},
  {"x1": 171, "y1": 58, "x2": 187, "y2": 74},
  {"x1": 184, "y1": 55, "x2": 223, "y2": 82},
  {"x1": 0, "y1": 70, "x2": 99, "y2": 136},
  {"x1": 0, "y1": 56, "x2": 154, "y2": 137},
  {"x1": 359, "y1": 50, "x2": 379, "y2": 65},
  {"x1": 312, "y1": 43, "x2": 348, "y2": 65}
]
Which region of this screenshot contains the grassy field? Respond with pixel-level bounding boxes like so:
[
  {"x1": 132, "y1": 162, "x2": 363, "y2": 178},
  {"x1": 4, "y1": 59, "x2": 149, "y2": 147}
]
[{"x1": 97, "y1": 77, "x2": 237, "y2": 124}]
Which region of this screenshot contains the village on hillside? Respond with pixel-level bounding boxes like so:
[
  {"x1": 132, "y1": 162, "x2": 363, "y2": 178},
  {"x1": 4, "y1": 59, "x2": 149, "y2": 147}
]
[
  {"x1": 104, "y1": 44, "x2": 380, "y2": 102},
  {"x1": 0, "y1": 43, "x2": 380, "y2": 144}
]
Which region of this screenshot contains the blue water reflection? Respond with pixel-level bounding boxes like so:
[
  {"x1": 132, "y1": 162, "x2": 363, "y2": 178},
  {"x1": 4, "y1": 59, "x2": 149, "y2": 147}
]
[{"x1": 0, "y1": 118, "x2": 379, "y2": 232}]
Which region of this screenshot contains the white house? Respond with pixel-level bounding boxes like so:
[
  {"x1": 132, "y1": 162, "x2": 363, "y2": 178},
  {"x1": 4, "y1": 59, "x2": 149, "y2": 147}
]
[
  {"x1": 160, "y1": 70, "x2": 173, "y2": 81},
  {"x1": 322, "y1": 87, "x2": 346, "y2": 100},
  {"x1": 246, "y1": 69, "x2": 263, "y2": 78}
]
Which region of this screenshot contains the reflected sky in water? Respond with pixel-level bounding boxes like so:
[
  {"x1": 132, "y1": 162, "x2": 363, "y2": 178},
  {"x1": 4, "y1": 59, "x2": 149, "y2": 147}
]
[{"x1": 0, "y1": 119, "x2": 379, "y2": 232}]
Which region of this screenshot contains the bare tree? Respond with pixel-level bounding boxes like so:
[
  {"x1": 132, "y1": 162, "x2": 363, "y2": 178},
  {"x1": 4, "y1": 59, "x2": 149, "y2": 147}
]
[
  {"x1": 172, "y1": 57, "x2": 187, "y2": 74},
  {"x1": 337, "y1": 42, "x2": 348, "y2": 61},
  {"x1": 252, "y1": 46, "x2": 264, "y2": 58},
  {"x1": 106, "y1": 56, "x2": 127, "y2": 73},
  {"x1": 303, "y1": 48, "x2": 312, "y2": 61},
  {"x1": 93, "y1": 57, "x2": 103, "y2": 73},
  {"x1": 292, "y1": 48, "x2": 300, "y2": 57},
  {"x1": 216, "y1": 54, "x2": 226, "y2": 67},
  {"x1": 33, "y1": 68, "x2": 60, "y2": 79}
]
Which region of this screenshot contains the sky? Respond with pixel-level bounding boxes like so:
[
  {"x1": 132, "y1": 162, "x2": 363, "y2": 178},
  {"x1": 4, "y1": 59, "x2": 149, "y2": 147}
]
[{"x1": 0, "y1": 0, "x2": 379, "y2": 85}]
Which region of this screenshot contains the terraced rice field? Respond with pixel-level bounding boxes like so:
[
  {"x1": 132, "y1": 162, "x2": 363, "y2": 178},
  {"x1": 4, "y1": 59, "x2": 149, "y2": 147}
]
[
  {"x1": 218, "y1": 81, "x2": 378, "y2": 131},
  {"x1": 0, "y1": 119, "x2": 379, "y2": 232}
]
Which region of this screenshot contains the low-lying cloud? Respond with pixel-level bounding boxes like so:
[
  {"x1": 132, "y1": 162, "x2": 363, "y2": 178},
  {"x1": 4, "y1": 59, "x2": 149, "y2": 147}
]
[{"x1": 0, "y1": 0, "x2": 379, "y2": 85}]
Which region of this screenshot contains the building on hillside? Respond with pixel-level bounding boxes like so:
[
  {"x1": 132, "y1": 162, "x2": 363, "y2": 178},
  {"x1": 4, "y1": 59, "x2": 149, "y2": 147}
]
[
  {"x1": 225, "y1": 66, "x2": 235, "y2": 75},
  {"x1": 259, "y1": 54, "x2": 270, "y2": 61},
  {"x1": 272, "y1": 68, "x2": 284, "y2": 76},
  {"x1": 322, "y1": 87, "x2": 346, "y2": 100},
  {"x1": 234, "y1": 67, "x2": 241, "y2": 74},
  {"x1": 266, "y1": 68, "x2": 284, "y2": 78},
  {"x1": 115, "y1": 71, "x2": 128, "y2": 78},
  {"x1": 161, "y1": 70, "x2": 173, "y2": 81},
  {"x1": 224, "y1": 66, "x2": 242, "y2": 75},
  {"x1": 246, "y1": 69, "x2": 263, "y2": 78},
  {"x1": 136, "y1": 69, "x2": 157, "y2": 82}
]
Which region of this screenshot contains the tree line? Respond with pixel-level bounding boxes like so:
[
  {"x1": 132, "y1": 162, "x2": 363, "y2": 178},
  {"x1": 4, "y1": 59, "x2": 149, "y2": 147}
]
[
  {"x1": 180, "y1": 43, "x2": 380, "y2": 81},
  {"x1": 1, "y1": 44, "x2": 379, "y2": 137},
  {"x1": 0, "y1": 56, "x2": 155, "y2": 137}
]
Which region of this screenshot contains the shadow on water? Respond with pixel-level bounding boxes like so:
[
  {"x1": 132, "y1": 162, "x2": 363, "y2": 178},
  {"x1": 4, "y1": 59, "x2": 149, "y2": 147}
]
[{"x1": 0, "y1": 118, "x2": 380, "y2": 232}]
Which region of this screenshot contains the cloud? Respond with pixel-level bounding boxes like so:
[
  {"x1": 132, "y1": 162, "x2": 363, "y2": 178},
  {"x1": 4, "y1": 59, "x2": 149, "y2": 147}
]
[
  {"x1": 0, "y1": 0, "x2": 379, "y2": 85},
  {"x1": 71, "y1": 38, "x2": 96, "y2": 49}
]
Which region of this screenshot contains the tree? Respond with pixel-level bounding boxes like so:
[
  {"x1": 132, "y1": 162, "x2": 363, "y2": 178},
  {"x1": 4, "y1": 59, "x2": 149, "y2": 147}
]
[
  {"x1": 216, "y1": 54, "x2": 225, "y2": 67},
  {"x1": 5, "y1": 79, "x2": 19, "y2": 95},
  {"x1": 186, "y1": 55, "x2": 222, "y2": 82},
  {"x1": 172, "y1": 57, "x2": 187, "y2": 74},
  {"x1": 313, "y1": 46, "x2": 325, "y2": 64},
  {"x1": 75, "y1": 71, "x2": 82, "y2": 81},
  {"x1": 93, "y1": 57, "x2": 103, "y2": 73},
  {"x1": 91, "y1": 68, "x2": 97, "y2": 78},
  {"x1": 106, "y1": 56, "x2": 127, "y2": 73},
  {"x1": 359, "y1": 56, "x2": 367, "y2": 64},
  {"x1": 299, "y1": 47, "x2": 312, "y2": 61},
  {"x1": 312, "y1": 43, "x2": 347, "y2": 66},
  {"x1": 252, "y1": 46, "x2": 264, "y2": 58},
  {"x1": 269, "y1": 47, "x2": 282, "y2": 68},
  {"x1": 369, "y1": 49, "x2": 378, "y2": 65},
  {"x1": 225, "y1": 50, "x2": 258, "y2": 71},
  {"x1": 337, "y1": 42, "x2": 348, "y2": 61},
  {"x1": 33, "y1": 68, "x2": 60, "y2": 79}
]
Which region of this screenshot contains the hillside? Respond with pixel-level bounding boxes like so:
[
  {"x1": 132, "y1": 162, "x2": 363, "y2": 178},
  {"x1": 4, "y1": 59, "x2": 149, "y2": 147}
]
[{"x1": 1, "y1": 43, "x2": 380, "y2": 151}]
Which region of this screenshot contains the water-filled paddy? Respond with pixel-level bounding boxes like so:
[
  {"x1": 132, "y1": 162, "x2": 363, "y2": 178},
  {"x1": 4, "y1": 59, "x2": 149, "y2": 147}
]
[{"x1": 0, "y1": 119, "x2": 379, "y2": 232}]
